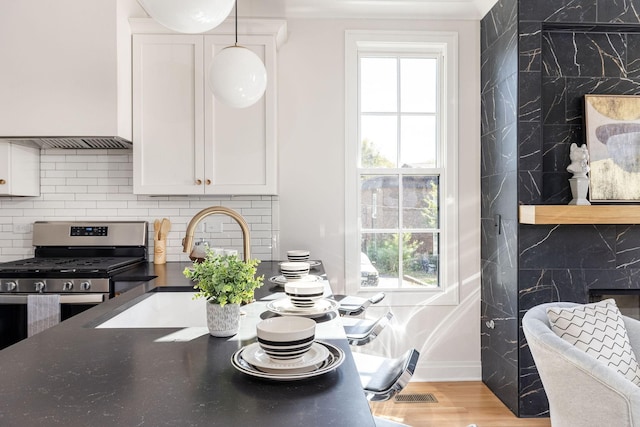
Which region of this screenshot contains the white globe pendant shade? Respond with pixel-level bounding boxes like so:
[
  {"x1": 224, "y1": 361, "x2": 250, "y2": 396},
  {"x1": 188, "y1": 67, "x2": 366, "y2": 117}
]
[
  {"x1": 137, "y1": 0, "x2": 235, "y2": 34},
  {"x1": 208, "y1": 46, "x2": 267, "y2": 109}
]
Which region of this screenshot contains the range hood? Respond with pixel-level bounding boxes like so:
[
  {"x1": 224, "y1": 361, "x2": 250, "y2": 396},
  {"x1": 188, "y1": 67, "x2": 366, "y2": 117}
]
[
  {"x1": 0, "y1": 1, "x2": 136, "y2": 150},
  {"x1": 3, "y1": 137, "x2": 132, "y2": 150}
]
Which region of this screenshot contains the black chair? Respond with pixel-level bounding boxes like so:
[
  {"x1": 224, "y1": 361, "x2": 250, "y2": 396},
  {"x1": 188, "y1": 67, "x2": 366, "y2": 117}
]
[
  {"x1": 343, "y1": 311, "x2": 394, "y2": 346},
  {"x1": 335, "y1": 292, "x2": 386, "y2": 316},
  {"x1": 334, "y1": 292, "x2": 392, "y2": 346},
  {"x1": 352, "y1": 348, "x2": 420, "y2": 402}
]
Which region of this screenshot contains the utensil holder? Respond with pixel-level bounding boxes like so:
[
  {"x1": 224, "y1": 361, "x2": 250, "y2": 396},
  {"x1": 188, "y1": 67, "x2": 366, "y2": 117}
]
[{"x1": 154, "y1": 239, "x2": 166, "y2": 264}]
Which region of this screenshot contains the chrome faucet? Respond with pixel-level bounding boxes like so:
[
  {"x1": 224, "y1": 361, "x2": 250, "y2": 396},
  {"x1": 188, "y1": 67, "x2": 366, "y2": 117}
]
[{"x1": 182, "y1": 206, "x2": 251, "y2": 261}]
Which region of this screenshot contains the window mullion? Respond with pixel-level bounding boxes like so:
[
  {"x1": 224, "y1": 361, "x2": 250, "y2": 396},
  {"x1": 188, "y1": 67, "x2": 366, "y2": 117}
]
[{"x1": 396, "y1": 58, "x2": 404, "y2": 288}]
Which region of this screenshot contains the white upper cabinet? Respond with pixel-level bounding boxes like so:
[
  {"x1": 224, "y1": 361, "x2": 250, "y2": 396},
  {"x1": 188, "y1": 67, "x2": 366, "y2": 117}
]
[
  {"x1": 0, "y1": 0, "x2": 134, "y2": 140},
  {"x1": 131, "y1": 19, "x2": 286, "y2": 195},
  {"x1": 0, "y1": 142, "x2": 40, "y2": 197}
]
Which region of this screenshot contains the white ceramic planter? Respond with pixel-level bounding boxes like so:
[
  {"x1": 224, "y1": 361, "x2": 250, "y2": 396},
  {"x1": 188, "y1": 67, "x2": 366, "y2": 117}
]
[{"x1": 206, "y1": 302, "x2": 240, "y2": 337}]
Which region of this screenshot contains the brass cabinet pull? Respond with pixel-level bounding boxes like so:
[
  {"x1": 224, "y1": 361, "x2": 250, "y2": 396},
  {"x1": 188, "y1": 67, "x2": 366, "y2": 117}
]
[
  {"x1": 196, "y1": 179, "x2": 202, "y2": 185},
  {"x1": 0, "y1": 179, "x2": 5, "y2": 185},
  {"x1": 206, "y1": 179, "x2": 212, "y2": 185}
]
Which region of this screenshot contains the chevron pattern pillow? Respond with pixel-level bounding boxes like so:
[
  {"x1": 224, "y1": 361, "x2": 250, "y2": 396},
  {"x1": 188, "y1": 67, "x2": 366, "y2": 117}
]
[{"x1": 546, "y1": 299, "x2": 640, "y2": 386}]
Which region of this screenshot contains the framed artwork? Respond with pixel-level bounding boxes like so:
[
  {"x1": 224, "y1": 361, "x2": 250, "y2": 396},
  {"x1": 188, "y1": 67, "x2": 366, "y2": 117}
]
[{"x1": 584, "y1": 94, "x2": 640, "y2": 202}]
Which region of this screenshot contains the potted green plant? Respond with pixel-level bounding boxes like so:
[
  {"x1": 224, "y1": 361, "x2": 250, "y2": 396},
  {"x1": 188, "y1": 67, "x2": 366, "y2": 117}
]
[{"x1": 183, "y1": 248, "x2": 264, "y2": 337}]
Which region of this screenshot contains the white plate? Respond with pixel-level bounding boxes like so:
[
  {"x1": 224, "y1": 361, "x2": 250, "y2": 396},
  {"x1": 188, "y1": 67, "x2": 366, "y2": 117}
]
[
  {"x1": 231, "y1": 341, "x2": 344, "y2": 381},
  {"x1": 268, "y1": 274, "x2": 322, "y2": 286},
  {"x1": 241, "y1": 342, "x2": 329, "y2": 374},
  {"x1": 266, "y1": 298, "x2": 339, "y2": 318},
  {"x1": 307, "y1": 260, "x2": 322, "y2": 269}
]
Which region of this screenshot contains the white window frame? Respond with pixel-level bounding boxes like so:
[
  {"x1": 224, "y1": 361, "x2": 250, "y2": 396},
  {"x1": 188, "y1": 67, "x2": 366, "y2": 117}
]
[{"x1": 345, "y1": 30, "x2": 459, "y2": 306}]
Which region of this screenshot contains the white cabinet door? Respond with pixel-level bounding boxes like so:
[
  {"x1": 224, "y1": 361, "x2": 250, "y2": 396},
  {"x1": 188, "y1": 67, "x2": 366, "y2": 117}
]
[
  {"x1": 132, "y1": 32, "x2": 278, "y2": 195},
  {"x1": 0, "y1": 142, "x2": 40, "y2": 197},
  {"x1": 133, "y1": 35, "x2": 205, "y2": 195},
  {"x1": 203, "y1": 35, "x2": 277, "y2": 195}
]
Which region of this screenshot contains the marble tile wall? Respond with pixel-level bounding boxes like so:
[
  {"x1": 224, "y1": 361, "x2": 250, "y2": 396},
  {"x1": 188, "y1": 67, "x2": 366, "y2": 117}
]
[
  {"x1": 480, "y1": 0, "x2": 519, "y2": 415},
  {"x1": 482, "y1": 0, "x2": 640, "y2": 419}
]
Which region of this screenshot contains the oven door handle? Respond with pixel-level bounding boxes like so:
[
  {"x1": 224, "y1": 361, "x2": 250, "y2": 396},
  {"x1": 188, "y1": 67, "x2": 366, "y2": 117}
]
[{"x1": 0, "y1": 294, "x2": 106, "y2": 304}]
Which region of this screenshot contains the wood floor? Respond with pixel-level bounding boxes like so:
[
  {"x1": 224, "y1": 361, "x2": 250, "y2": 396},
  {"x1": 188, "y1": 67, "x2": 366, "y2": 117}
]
[{"x1": 369, "y1": 382, "x2": 552, "y2": 427}]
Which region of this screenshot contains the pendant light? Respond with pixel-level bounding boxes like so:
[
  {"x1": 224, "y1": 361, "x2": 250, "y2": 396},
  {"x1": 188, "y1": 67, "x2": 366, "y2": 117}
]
[
  {"x1": 137, "y1": 0, "x2": 235, "y2": 34},
  {"x1": 207, "y1": 2, "x2": 267, "y2": 109}
]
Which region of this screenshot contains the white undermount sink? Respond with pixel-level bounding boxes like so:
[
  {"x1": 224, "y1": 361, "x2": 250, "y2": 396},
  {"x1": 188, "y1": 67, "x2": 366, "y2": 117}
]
[{"x1": 96, "y1": 292, "x2": 207, "y2": 329}]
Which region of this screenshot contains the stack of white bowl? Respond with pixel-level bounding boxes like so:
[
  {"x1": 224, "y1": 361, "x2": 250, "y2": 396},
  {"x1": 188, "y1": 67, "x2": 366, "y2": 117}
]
[
  {"x1": 287, "y1": 250, "x2": 310, "y2": 262},
  {"x1": 285, "y1": 282, "x2": 325, "y2": 308},
  {"x1": 279, "y1": 261, "x2": 310, "y2": 281},
  {"x1": 256, "y1": 317, "x2": 316, "y2": 360}
]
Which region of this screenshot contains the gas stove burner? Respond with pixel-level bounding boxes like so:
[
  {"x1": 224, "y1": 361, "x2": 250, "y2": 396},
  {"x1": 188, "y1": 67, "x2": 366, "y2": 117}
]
[{"x1": 0, "y1": 257, "x2": 144, "y2": 273}]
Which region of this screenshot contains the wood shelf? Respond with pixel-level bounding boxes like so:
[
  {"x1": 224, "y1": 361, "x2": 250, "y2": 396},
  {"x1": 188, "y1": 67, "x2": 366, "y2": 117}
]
[{"x1": 519, "y1": 205, "x2": 640, "y2": 225}]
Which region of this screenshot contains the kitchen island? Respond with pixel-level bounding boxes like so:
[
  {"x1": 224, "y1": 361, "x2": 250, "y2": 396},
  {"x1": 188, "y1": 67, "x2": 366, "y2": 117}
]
[{"x1": 0, "y1": 262, "x2": 376, "y2": 426}]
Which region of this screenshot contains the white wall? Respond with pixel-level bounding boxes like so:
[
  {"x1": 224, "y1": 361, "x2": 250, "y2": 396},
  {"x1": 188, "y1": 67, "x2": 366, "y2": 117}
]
[{"x1": 277, "y1": 18, "x2": 481, "y2": 380}]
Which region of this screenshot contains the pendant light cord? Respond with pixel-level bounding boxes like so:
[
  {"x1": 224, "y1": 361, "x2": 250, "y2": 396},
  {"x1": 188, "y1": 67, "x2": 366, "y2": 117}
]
[{"x1": 234, "y1": 1, "x2": 238, "y2": 46}]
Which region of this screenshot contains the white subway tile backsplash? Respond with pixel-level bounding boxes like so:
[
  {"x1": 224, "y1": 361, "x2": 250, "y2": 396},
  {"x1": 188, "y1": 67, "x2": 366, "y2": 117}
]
[
  {"x1": 32, "y1": 201, "x2": 66, "y2": 209},
  {"x1": 45, "y1": 170, "x2": 78, "y2": 178},
  {"x1": 41, "y1": 194, "x2": 75, "y2": 201},
  {"x1": 43, "y1": 178, "x2": 68, "y2": 186},
  {"x1": 118, "y1": 208, "x2": 149, "y2": 216},
  {"x1": 78, "y1": 170, "x2": 109, "y2": 178},
  {"x1": 65, "y1": 154, "x2": 99, "y2": 162},
  {"x1": 0, "y1": 151, "x2": 277, "y2": 262},
  {"x1": 40, "y1": 163, "x2": 55, "y2": 171},
  {"x1": 76, "y1": 194, "x2": 107, "y2": 201},
  {"x1": 65, "y1": 201, "x2": 97, "y2": 209},
  {"x1": 96, "y1": 201, "x2": 127, "y2": 209},
  {"x1": 89, "y1": 185, "x2": 119, "y2": 193},
  {"x1": 101, "y1": 178, "x2": 130, "y2": 186},
  {"x1": 57, "y1": 162, "x2": 88, "y2": 170},
  {"x1": 90, "y1": 162, "x2": 112, "y2": 170},
  {"x1": 67, "y1": 178, "x2": 98, "y2": 186},
  {"x1": 42, "y1": 155, "x2": 67, "y2": 163},
  {"x1": 0, "y1": 209, "x2": 25, "y2": 217},
  {"x1": 149, "y1": 209, "x2": 182, "y2": 216},
  {"x1": 54, "y1": 208, "x2": 87, "y2": 217},
  {"x1": 56, "y1": 186, "x2": 88, "y2": 194},
  {"x1": 106, "y1": 193, "x2": 138, "y2": 201},
  {"x1": 85, "y1": 209, "x2": 120, "y2": 217}
]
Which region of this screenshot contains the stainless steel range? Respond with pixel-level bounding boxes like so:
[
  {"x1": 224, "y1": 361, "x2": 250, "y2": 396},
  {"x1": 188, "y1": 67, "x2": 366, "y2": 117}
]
[{"x1": 0, "y1": 221, "x2": 148, "y2": 349}]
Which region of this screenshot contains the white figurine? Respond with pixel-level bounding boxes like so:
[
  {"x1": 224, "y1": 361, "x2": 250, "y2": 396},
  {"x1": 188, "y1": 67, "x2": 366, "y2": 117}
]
[
  {"x1": 567, "y1": 143, "x2": 590, "y2": 178},
  {"x1": 567, "y1": 143, "x2": 590, "y2": 205}
]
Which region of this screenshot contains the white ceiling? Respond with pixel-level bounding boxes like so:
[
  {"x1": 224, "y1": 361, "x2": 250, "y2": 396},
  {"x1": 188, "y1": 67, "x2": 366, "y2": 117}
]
[{"x1": 245, "y1": 0, "x2": 499, "y2": 20}]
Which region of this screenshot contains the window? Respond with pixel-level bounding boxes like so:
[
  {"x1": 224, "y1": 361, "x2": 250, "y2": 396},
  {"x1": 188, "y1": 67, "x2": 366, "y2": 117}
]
[{"x1": 345, "y1": 31, "x2": 459, "y2": 305}]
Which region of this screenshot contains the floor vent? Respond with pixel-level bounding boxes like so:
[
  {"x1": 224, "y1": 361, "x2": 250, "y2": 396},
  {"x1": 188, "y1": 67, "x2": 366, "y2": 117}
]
[{"x1": 394, "y1": 393, "x2": 438, "y2": 403}]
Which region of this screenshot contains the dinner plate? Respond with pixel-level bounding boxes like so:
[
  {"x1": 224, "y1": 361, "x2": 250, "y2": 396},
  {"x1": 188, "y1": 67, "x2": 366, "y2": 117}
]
[
  {"x1": 231, "y1": 341, "x2": 344, "y2": 381},
  {"x1": 266, "y1": 298, "x2": 339, "y2": 318},
  {"x1": 241, "y1": 342, "x2": 330, "y2": 374},
  {"x1": 268, "y1": 274, "x2": 322, "y2": 286}
]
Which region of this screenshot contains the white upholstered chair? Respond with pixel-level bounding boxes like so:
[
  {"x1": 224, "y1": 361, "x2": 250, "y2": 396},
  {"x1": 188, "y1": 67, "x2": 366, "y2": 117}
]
[{"x1": 523, "y1": 302, "x2": 640, "y2": 427}]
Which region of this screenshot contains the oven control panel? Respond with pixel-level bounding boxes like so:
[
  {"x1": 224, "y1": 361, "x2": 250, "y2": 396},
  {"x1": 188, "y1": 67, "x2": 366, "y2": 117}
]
[
  {"x1": 32, "y1": 221, "x2": 147, "y2": 247},
  {"x1": 70, "y1": 226, "x2": 108, "y2": 237},
  {"x1": 0, "y1": 278, "x2": 110, "y2": 294}
]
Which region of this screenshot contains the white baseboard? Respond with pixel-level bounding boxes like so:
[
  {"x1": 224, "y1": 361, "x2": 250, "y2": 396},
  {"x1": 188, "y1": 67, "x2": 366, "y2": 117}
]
[{"x1": 412, "y1": 360, "x2": 482, "y2": 382}]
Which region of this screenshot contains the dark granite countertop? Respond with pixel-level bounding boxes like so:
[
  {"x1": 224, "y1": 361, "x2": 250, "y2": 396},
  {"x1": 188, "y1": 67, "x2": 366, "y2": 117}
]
[{"x1": 0, "y1": 261, "x2": 375, "y2": 426}]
